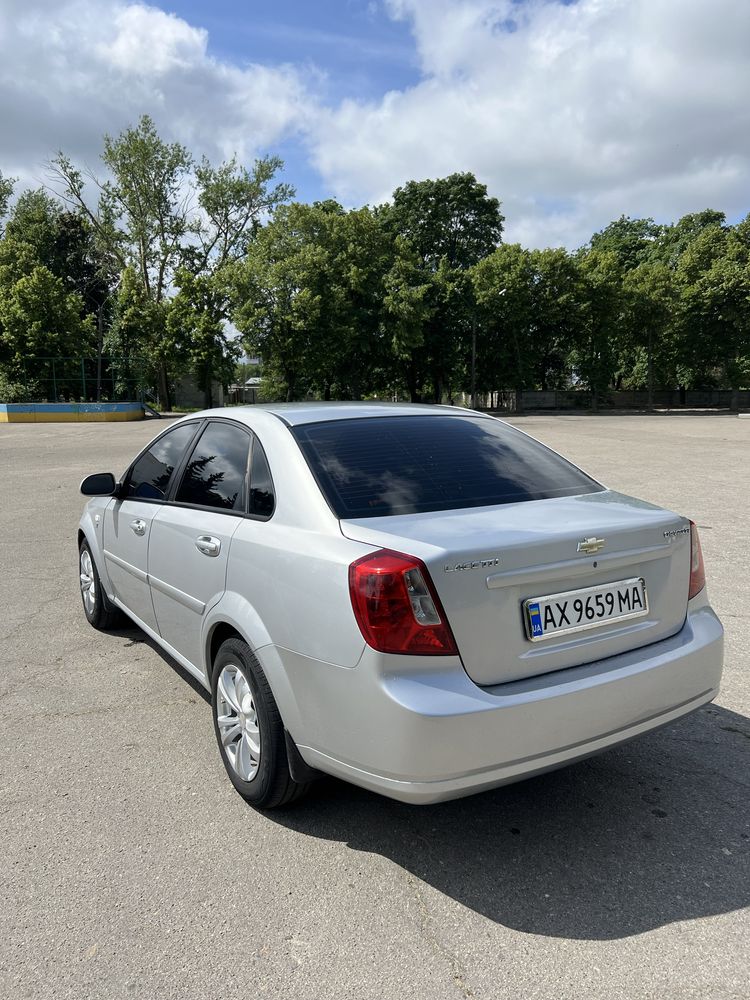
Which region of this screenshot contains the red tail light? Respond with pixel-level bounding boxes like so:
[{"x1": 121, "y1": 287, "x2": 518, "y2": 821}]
[
  {"x1": 688, "y1": 521, "x2": 706, "y2": 600},
  {"x1": 349, "y1": 549, "x2": 458, "y2": 655}
]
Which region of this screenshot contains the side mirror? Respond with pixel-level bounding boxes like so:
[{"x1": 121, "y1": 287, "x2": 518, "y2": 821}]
[{"x1": 80, "y1": 472, "x2": 118, "y2": 496}]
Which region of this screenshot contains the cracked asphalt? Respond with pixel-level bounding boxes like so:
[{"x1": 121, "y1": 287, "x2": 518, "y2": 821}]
[{"x1": 1, "y1": 413, "x2": 748, "y2": 1000}]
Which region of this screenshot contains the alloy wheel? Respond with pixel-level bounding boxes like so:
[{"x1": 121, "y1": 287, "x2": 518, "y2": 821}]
[{"x1": 216, "y1": 663, "x2": 261, "y2": 781}]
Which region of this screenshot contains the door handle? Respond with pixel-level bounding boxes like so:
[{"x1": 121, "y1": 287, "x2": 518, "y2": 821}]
[
  {"x1": 195, "y1": 536, "x2": 221, "y2": 557},
  {"x1": 130, "y1": 519, "x2": 147, "y2": 536}
]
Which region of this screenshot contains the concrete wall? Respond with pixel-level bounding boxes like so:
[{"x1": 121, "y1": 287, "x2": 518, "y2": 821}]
[{"x1": 0, "y1": 402, "x2": 144, "y2": 422}]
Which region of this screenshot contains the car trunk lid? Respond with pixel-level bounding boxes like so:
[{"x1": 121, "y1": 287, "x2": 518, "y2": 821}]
[{"x1": 340, "y1": 490, "x2": 691, "y2": 686}]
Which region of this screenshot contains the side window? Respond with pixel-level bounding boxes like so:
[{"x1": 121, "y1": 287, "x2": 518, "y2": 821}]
[
  {"x1": 125, "y1": 423, "x2": 198, "y2": 501},
  {"x1": 175, "y1": 422, "x2": 250, "y2": 512},
  {"x1": 249, "y1": 439, "x2": 275, "y2": 518}
]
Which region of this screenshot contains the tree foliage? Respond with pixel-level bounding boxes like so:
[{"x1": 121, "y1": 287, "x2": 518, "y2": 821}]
[
  {"x1": 0, "y1": 188, "x2": 96, "y2": 379},
  {"x1": 49, "y1": 115, "x2": 292, "y2": 407},
  {"x1": 0, "y1": 120, "x2": 749, "y2": 410}
]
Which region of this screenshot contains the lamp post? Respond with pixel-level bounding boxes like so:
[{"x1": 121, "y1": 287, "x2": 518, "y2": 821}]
[{"x1": 471, "y1": 316, "x2": 477, "y2": 410}]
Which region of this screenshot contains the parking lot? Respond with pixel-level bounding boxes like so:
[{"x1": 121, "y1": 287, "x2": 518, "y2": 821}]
[{"x1": 1, "y1": 413, "x2": 748, "y2": 1000}]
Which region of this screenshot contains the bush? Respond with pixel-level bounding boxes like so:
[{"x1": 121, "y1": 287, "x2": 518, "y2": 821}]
[{"x1": 0, "y1": 371, "x2": 40, "y2": 402}]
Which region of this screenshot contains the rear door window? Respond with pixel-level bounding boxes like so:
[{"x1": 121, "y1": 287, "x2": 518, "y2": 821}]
[
  {"x1": 175, "y1": 421, "x2": 250, "y2": 512},
  {"x1": 292, "y1": 414, "x2": 603, "y2": 518}
]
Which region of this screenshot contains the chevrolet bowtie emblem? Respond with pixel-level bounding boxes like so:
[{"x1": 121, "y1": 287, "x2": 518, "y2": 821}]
[{"x1": 577, "y1": 536, "x2": 605, "y2": 555}]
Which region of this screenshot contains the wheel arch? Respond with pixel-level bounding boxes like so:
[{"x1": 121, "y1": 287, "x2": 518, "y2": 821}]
[
  {"x1": 207, "y1": 621, "x2": 245, "y2": 679},
  {"x1": 203, "y1": 594, "x2": 305, "y2": 739},
  {"x1": 77, "y1": 508, "x2": 115, "y2": 599}
]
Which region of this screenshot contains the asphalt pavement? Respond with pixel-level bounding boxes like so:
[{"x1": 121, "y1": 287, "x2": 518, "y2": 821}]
[{"x1": 0, "y1": 412, "x2": 747, "y2": 1000}]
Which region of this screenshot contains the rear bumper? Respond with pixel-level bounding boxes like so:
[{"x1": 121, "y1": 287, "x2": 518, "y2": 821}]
[{"x1": 277, "y1": 604, "x2": 724, "y2": 804}]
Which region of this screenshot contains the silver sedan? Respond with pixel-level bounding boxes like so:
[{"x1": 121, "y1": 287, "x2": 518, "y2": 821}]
[{"x1": 78, "y1": 403, "x2": 724, "y2": 807}]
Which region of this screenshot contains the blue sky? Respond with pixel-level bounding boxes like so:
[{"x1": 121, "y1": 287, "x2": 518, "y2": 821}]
[
  {"x1": 166, "y1": 0, "x2": 422, "y2": 204},
  {"x1": 173, "y1": 0, "x2": 420, "y2": 99},
  {"x1": 1, "y1": 0, "x2": 748, "y2": 248}
]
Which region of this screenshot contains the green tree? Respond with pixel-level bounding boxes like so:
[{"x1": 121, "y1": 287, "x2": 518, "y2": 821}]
[
  {"x1": 674, "y1": 220, "x2": 750, "y2": 408},
  {"x1": 589, "y1": 215, "x2": 664, "y2": 270},
  {"x1": 0, "y1": 171, "x2": 14, "y2": 233},
  {"x1": 0, "y1": 189, "x2": 97, "y2": 392},
  {"x1": 656, "y1": 209, "x2": 727, "y2": 267},
  {"x1": 107, "y1": 267, "x2": 166, "y2": 400},
  {"x1": 5, "y1": 189, "x2": 111, "y2": 338},
  {"x1": 528, "y1": 247, "x2": 580, "y2": 391},
  {"x1": 51, "y1": 116, "x2": 194, "y2": 406},
  {"x1": 173, "y1": 155, "x2": 293, "y2": 406},
  {"x1": 192, "y1": 155, "x2": 294, "y2": 271},
  {"x1": 385, "y1": 172, "x2": 504, "y2": 269},
  {"x1": 380, "y1": 172, "x2": 504, "y2": 401},
  {"x1": 471, "y1": 244, "x2": 534, "y2": 408},
  {"x1": 228, "y1": 201, "x2": 394, "y2": 401},
  {"x1": 620, "y1": 262, "x2": 678, "y2": 403},
  {"x1": 307, "y1": 203, "x2": 394, "y2": 400},
  {"x1": 571, "y1": 250, "x2": 624, "y2": 409},
  {"x1": 227, "y1": 203, "x2": 328, "y2": 401},
  {"x1": 52, "y1": 117, "x2": 292, "y2": 407},
  {"x1": 168, "y1": 268, "x2": 240, "y2": 407},
  {"x1": 0, "y1": 242, "x2": 92, "y2": 377},
  {"x1": 382, "y1": 236, "x2": 436, "y2": 401}
]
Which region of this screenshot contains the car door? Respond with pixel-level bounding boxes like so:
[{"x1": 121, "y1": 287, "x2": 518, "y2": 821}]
[
  {"x1": 148, "y1": 420, "x2": 252, "y2": 670},
  {"x1": 103, "y1": 421, "x2": 201, "y2": 631}
]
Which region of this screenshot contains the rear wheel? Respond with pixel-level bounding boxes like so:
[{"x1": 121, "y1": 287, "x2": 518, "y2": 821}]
[
  {"x1": 211, "y1": 637, "x2": 308, "y2": 809},
  {"x1": 79, "y1": 541, "x2": 122, "y2": 630}
]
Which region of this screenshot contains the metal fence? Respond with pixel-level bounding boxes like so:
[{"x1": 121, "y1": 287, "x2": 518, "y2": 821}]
[
  {"x1": 487, "y1": 388, "x2": 750, "y2": 411},
  {"x1": 9, "y1": 357, "x2": 154, "y2": 404}
]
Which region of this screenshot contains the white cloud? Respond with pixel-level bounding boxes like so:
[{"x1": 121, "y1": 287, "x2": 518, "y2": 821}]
[
  {"x1": 308, "y1": 0, "x2": 750, "y2": 247},
  {"x1": 1, "y1": 0, "x2": 748, "y2": 249},
  {"x1": 0, "y1": 0, "x2": 313, "y2": 188},
  {"x1": 99, "y1": 4, "x2": 208, "y2": 75}
]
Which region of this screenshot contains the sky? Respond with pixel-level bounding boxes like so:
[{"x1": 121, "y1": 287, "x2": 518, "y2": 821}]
[{"x1": 0, "y1": 0, "x2": 749, "y2": 249}]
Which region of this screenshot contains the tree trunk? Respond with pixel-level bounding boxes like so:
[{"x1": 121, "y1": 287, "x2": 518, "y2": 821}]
[
  {"x1": 204, "y1": 368, "x2": 213, "y2": 409},
  {"x1": 511, "y1": 331, "x2": 524, "y2": 414},
  {"x1": 96, "y1": 304, "x2": 104, "y2": 402},
  {"x1": 406, "y1": 356, "x2": 420, "y2": 403},
  {"x1": 730, "y1": 385, "x2": 740, "y2": 413},
  {"x1": 158, "y1": 361, "x2": 171, "y2": 412}
]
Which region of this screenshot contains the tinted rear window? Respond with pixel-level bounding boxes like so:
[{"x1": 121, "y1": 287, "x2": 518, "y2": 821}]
[{"x1": 292, "y1": 415, "x2": 603, "y2": 518}]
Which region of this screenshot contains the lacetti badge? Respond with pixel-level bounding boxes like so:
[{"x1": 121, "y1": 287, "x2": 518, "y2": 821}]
[
  {"x1": 577, "y1": 537, "x2": 605, "y2": 555},
  {"x1": 444, "y1": 557, "x2": 501, "y2": 573},
  {"x1": 663, "y1": 527, "x2": 690, "y2": 539}
]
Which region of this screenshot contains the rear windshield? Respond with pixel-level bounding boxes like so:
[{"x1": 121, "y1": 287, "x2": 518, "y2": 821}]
[{"x1": 292, "y1": 414, "x2": 603, "y2": 518}]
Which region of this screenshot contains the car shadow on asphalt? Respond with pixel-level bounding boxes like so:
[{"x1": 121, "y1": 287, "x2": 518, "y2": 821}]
[
  {"x1": 266, "y1": 703, "x2": 749, "y2": 940},
  {"x1": 121, "y1": 620, "x2": 749, "y2": 940},
  {"x1": 109, "y1": 624, "x2": 212, "y2": 703}
]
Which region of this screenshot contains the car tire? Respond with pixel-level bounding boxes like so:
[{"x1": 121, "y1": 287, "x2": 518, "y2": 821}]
[
  {"x1": 79, "y1": 540, "x2": 123, "y2": 630},
  {"x1": 211, "y1": 637, "x2": 309, "y2": 809}
]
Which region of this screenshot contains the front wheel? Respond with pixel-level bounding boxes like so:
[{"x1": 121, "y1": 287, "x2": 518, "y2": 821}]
[
  {"x1": 211, "y1": 637, "x2": 308, "y2": 809},
  {"x1": 79, "y1": 541, "x2": 122, "y2": 630}
]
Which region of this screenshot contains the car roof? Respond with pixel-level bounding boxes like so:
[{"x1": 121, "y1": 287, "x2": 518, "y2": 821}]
[{"x1": 187, "y1": 401, "x2": 485, "y2": 428}]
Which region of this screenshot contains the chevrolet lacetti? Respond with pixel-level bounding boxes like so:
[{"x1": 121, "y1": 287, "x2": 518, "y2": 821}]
[{"x1": 78, "y1": 404, "x2": 724, "y2": 808}]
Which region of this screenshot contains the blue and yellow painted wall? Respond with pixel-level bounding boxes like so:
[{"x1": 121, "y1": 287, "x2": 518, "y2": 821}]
[{"x1": 0, "y1": 402, "x2": 144, "y2": 422}]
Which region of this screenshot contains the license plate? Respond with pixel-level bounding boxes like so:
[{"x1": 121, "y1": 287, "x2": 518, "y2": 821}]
[{"x1": 524, "y1": 577, "x2": 648, "y2": 642}]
